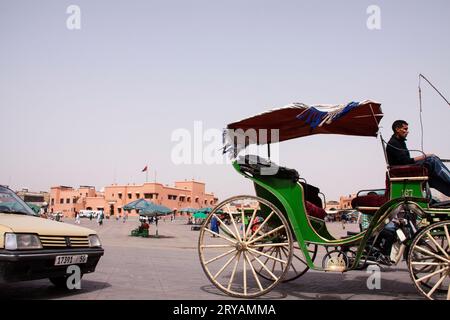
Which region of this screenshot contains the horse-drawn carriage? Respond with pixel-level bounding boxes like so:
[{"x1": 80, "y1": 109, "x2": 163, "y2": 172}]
[{"x1": 197, "y1": 100, "x2": 450, "y2": 300}]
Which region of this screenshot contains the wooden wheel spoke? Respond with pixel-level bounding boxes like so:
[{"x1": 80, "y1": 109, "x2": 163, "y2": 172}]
[
  {"x1": 204, "y1": 228, "x2": 237, "y2": 245},
  {"x1": 415, "y1": 266, "x2": 449, "y2": 283},
  {"x1": 227, "y1": 251, "x2": 241, "y2": 290},
  {"x1": 414, "y1": 245, "x2": 450, "y2": 264},
  {"x1": 247, "y1": 211, "x2": 275, "y2": 243},
  {"x1": 413, "y1": 255, "x2": 439, "y2": 261},
  {"x1": 277, "y1": 247, "x2": 284, "y2": 271},
  {"x1": 411, "y1": 261, "x2": 447, "y2": 266},
  {"x1": 201, "y1": 244, "x2": 235, "y2": 248},
  {"x1": 244, "y1": 252, "x2": 264, "y2": 292},
  {"x1": 243, "y1": 252, "x2": 247, "y2": 295},
  {"x1": 213, "y1": 252, "x2": 240, "y2": 280},
  {"x1": 426, "y1": 232, "x2": 450, "y2": 259},
  {"x1": 246, "y1": 249, "x2": 279, "y2": 281},
  {"x1": 250, "y1": 242, "x2": 290, "y2": 248},
  {"x1": 426, "y1": 272, "x2": 448, "y2": 298},
  {"x1": 247, "y1": 225, "x2": 286, "y2": 245},
  {"x1": 273, "y1": 248, "x2": 281, "y2": 272},
  {"x1": 281, "y1": 246, "x2": 300, "y2": 273},
  {"x1": 444, "y1": 225, "x2": 450, "y2": 250},
  {"x1": 421, "y1": 239, "x2": 440, "y2": 254},
  {"x1": 225, "y1": 204, "x2": 242, "y2": 242},
  {"x1": 212, "y1": 213, "x2": 238, "y2": 241},
  {"x1": 205, "y1": 248, "x2": 237, "y2": 265},
  {"x1": 247, "y1": 247, "x2": 287, "y2": 265},
  {"x1": 241, "y1": 208, "x2": 246, "y2": 241},
  {"x1": 447, "y1": 282, "x2": 450, "y2": 300},
  {"x1": 257, "y1": 247, "x2": 275, "y2": 274},
  {"x1": 291, "y1": 251, "x2": 308, "y2": 265},
  {"x1": 245, "y1": 208, "x2": 258, "y2": 240}
]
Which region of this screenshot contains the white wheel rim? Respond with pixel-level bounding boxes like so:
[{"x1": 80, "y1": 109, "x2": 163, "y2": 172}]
[
  {"x1": 409, "y1": 221, "x2": 450, "y2": 300},
  {"x1": 198, "y1": 195, "x2": 293, "y2": 298}
]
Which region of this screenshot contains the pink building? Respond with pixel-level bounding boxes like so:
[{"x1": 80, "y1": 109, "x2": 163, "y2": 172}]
[
  {"x1": 50, "y1": 180, "x2": 218, "y2": 217},
  {"x1": 339, "y1": 194, "x2": 357, "y2": 210}
]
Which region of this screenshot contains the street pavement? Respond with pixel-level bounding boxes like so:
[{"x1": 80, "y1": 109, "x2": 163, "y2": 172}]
[{"x1": 0, "y1": 217, "x2": 425, "y2": 300}]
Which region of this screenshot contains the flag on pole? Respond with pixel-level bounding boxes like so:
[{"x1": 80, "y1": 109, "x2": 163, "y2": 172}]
[{"x1": 142, "y1": 166, "x2": 148, "y2": 172}]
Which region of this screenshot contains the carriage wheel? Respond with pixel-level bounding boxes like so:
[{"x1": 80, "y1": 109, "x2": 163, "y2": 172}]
[
  {"x1": 198, "y1": 195, "x2": 293, "y2": 298},
  {"x1": 254, "y1": 242, "x2": 317, "y2": 282},
  {"x1": 408, "y1": 220, "x2": 450, "y2": 300}
]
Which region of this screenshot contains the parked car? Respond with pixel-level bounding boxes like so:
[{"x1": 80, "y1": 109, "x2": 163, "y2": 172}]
[{"x1": 0, "y1": 185, "x2": 104, "y2": 288}]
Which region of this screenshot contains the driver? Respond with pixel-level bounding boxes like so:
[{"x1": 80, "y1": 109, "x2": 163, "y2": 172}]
[{"x1": 386, "y1": 120, "x2": 450, "y2": 197}]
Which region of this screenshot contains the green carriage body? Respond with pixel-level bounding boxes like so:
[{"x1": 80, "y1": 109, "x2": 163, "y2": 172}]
[
  {"x1": 232, "y1": 160, "x2": 450, "y2": 271},
  {"x1": 198, "y1": 100, "x2": 450, "y2": 299}
]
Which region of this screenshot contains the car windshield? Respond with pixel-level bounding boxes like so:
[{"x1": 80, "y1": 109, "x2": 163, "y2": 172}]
[{"x1": 0, "y1": 186, "x2": 38, "y2": 216}]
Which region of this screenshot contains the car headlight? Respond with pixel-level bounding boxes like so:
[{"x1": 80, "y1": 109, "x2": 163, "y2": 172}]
[
  {"x1": 88, "y1": 234, "x2": 102, "y2": 247},
  {"x1": 4, "y1": 233, "x2": 42, "y2": 250}
]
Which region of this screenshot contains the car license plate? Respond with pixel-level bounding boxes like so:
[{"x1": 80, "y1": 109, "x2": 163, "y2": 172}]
[{"x1": 54, "y1": 254, "x2": 88, "y2": 266}]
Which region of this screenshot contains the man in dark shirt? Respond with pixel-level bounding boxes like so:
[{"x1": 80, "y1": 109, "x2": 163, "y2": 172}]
[{"x1": 386, "y1": 120, "x2": 450, "y2": 197}]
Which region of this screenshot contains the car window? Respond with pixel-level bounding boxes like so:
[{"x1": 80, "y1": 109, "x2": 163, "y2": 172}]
[{"x1": 0, "y1": 186, "x2": 38, "y2": 216}]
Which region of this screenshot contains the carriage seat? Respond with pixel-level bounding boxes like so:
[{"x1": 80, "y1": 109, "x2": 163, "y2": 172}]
[
  {"x1": 305, "y1": 201, "x2": 327, "y2": 220},
  {"x1": 388, "y1": 164, "x2": 428, "y2": 178},
  {"x1": 351, "y1": 193, "x2": 387, "y2": 215},
  {"x1": 352, "y1": 164, "x2": 429, "y2": 215},
  {"x1": 238, "y1": 155, "x2": 299, "y2": 182}
]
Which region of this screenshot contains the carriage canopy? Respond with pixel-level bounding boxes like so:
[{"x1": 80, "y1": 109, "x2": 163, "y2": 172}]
[{"x1": 224, "y1": 100, "x2": 383, "y2": 151}]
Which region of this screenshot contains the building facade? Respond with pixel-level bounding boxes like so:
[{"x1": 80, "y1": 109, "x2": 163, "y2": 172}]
[
  {"x1": 49, "y1": 180, "x2": 218, "y2": 217},
  {"x1": 339, "y1": 194, "x2": 356, "y2": 210},
  {"x1": 16, "y1": 188, "x2": 50, "y2": 205}
]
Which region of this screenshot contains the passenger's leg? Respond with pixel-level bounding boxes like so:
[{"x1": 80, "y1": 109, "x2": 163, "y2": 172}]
[{"x1": 423, "y1": 156, "x2": 450, "y2": 197}]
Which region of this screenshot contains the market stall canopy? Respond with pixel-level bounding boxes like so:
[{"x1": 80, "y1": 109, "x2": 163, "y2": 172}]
[
  {"x1": 195, "y1": 207, "x2": 213, "y2": 213},
  {"x1": 124, "y1": 199, "x2": 172, "y2": 216},
  {"x1": 123, "y1": 199, "x2": 152, "y2": 211},
  {"x1": 180, "y1": 207, "x2": 197, "y2": 213},
  {"x1": 139, "y1": 203, "x2": 172, "y2": 217},
  {"x1": 224, "y1": 100, "x2": 383, "y2": 150},
  {"x1": 193, "y1": 212, "x2": 208, "y2": 219}
]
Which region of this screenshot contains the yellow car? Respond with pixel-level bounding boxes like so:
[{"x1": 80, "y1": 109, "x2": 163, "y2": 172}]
[{"x1": 0, "y1": 185, "x2": 104, "y2": 288}]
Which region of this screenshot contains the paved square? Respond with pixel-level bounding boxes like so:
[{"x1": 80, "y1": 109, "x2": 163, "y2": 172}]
[{"x1": 0, "y1": 217, "x2": 424, "y2": 300}]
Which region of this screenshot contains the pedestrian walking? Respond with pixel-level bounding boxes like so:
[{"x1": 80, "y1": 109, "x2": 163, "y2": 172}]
[
  {"x1": 210, "y1": 216, "x2": 220, "y2": 237},
  {"x1": 75, "y1": 211, "x2": 81, "y2": 224},
  {"x1": 97, "y1": 211, "x2": 104, "y2": 226}
]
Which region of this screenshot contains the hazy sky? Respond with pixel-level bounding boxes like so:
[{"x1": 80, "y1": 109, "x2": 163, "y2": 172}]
[{"x1": 1, "y1": 0, "x2": 449, "y2": 201}]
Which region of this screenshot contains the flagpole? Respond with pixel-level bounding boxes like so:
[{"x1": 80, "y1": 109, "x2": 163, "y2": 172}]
[
  {"x1": 154, "y1": 170, "x2": 157, "y2": 183},
  {"x1": 146, "y1": 164, "x2": 148, "y2": 183}
]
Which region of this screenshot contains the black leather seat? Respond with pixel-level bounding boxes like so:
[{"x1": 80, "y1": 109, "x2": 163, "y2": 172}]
[{"x1": 238, "y1": 155, "x2": 300, "y2": 183}]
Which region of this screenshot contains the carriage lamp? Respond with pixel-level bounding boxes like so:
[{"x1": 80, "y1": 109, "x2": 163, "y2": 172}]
[
  {"x1": 88, "y1": 234, "x2": 102, "y2": 247},
  {"x1": 4, "y1": 233, "x2": 43, "y2": 250}
]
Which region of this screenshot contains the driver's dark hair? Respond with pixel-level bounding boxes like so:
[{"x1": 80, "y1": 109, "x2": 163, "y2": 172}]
[{"x1": 392, "y1": 120, "x2": 408, "y2": 133}]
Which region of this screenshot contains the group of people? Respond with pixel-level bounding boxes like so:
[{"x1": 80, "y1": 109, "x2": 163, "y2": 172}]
[
  {"x1": 116, "y1": 213, "x2": 129, "y2": 223},
  {"x1": 39, "y1": 205, "x2": 64, "y2": 222},
  {"x1": 73, "y1": 211, "x2": 105, "y2": 225}
]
